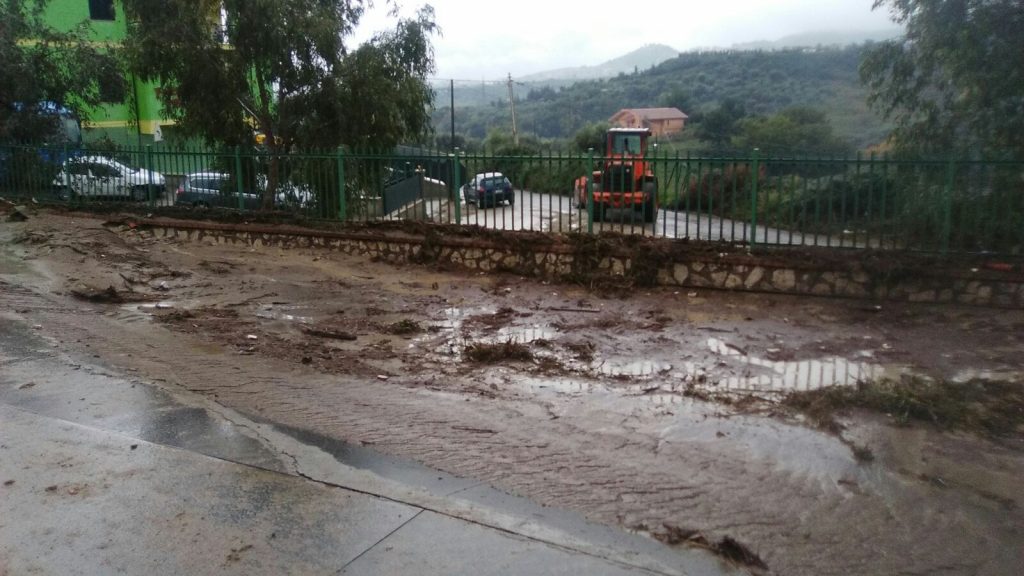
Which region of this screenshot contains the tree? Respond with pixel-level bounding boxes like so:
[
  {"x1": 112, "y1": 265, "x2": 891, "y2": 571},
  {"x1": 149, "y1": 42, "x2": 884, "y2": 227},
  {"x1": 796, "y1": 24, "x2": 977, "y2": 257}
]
[
  {"x1": 732, "y1": 107, "x2": 852, "y2": 157},
  {"x1": 657, "y1": 87, "x2": 693, "y2": 115},
  {"x1": 698, "y1": 99, "x2": 746, "y2": 151},
  {"x1": 0, "y1": 0, "x2": 112, "y2": 141},
  {"x1": 571, "y1": 122, "x2": 610, "y2": 152},
  {"x1": 861, "y1": 0, "x2": 1024, "y2": 155},
  {"x1": 122, "y1": 0, "x2": 438, "y2": 207}
]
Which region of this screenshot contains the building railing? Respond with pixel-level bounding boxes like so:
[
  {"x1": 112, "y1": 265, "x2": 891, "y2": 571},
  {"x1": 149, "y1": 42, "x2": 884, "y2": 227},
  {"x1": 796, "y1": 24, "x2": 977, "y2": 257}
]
[{"x1": 1, "y1": 142, "x2": 1021, "y2": 256}]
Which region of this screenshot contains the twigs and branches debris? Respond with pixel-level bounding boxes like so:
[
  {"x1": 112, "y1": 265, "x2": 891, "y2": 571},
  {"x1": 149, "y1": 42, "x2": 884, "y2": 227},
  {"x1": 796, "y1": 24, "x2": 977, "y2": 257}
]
[
  {"x1": 784, "y1": 376, "x2": 1024, "y2": 439},
  {"x1": 303, "y1": 327, "x2": 358, "y2": 341},
  {"x1": 464, "y1": 339, "x2": 533, "y2": 363},
  {"x1": 386, "y1": 319, "x2": 423, "y2": 335},
  {"x1": 70, "y1": 285, "x2": 154, "y2": 304},
  {"x1": 638, "y1": 523, "x2": 769, "y2": 572}
]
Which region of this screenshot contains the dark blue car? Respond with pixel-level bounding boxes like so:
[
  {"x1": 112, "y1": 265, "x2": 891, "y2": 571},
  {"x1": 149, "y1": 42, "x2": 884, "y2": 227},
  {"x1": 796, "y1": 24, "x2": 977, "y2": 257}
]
[{"x1": 462, "y1": 172, "x2": 515, "y2": 207}]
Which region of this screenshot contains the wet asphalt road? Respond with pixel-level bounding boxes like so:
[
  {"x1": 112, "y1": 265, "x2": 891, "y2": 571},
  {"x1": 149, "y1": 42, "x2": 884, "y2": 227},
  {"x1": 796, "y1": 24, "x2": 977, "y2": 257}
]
[
  {"x1": 410, "y1": 188, "x2": 854, "y2": 246},
  {"x1": 66, "y1": 186, "x2": 849, "y2": 247},
  {"x1": 0, "y1": 314, "x2": 738, "y2": 576}
]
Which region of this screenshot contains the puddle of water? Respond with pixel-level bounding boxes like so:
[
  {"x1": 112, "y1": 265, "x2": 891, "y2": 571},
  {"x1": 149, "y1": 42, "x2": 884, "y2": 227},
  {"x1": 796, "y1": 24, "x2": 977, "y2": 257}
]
[
  {"x1": 531, "y1": 378, "x2": 597, "y2": 395},
  {"x1": 516, "y1": 376, "x2": 700, "y2": 409},
  {"x1": 706, "y1": 337, "x2": 890, "y2": 392},
  {"x1": 116, "y1": 302, "x2": 178, "y2": 324},
  {"x1": 138, "y1": 302, "x2": 177, "y2": 310},
  {"x1": 951, "y1": 368, "x2": 1024, "y2": 383},
  {"x1": 491, "y1": 325, "x2": 557, "y2": 345},
  {"x1": 416, "y1": 306, "x2": 550, "y2": 361},
  {"x1": 592, "y1": 359, "x2": 673, "y2": 378},
  {"x1": 255, "y1": 305, "x2": 312, "y2": 324},
  {"x1": 416, "y1": 308, "x2": 893, "y2": 395}
]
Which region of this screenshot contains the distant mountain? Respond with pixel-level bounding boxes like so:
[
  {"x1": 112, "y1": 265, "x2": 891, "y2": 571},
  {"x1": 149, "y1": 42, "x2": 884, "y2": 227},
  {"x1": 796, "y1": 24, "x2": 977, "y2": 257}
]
[
  {"x1": 731, "y1": 29, "x2": 902, "y2": 51},
  {"x1": 520, "y1": 44, "x2": 680, "y2": 82}
]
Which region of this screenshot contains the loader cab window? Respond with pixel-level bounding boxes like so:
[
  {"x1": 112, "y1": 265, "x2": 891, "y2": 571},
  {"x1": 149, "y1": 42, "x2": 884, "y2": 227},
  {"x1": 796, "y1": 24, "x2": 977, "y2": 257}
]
[{"x1": 610, "y1": 134, "x2": 643, "y2": 155}]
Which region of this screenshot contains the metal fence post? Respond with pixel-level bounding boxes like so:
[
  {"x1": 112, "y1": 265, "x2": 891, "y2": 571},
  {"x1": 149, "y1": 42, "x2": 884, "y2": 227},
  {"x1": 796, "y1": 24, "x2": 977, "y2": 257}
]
[
  {"x1": 452, "y1": 148, "x2": 462, "y2": 225},
  {"x1": 336, "y1": 146, "x2": 346, "y2": 221},
  {"x1": 145, "y1": 144, "x2": 155, "y2": 208},
  {"x1": 941, "y1": 155, "x2": 956, "y2": 254},
  {"x1": 234, "y1": 146, "x2": 244, "y2": 211},
  {"x1": 750, "y1": 148, "x2": 760, "y2": 248},
  {"x1": 586, "y1": 148, "x2": 595, "y2": 234}
]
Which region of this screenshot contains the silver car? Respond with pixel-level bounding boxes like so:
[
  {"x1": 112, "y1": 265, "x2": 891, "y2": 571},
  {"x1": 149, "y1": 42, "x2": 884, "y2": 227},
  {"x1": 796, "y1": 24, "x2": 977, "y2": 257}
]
[
  {"x1": 174, "y1": 171, "x2": 260, "y2": 210},
  {"x1": 52, "y1": 156, "x2": 166, "y2": 201}
]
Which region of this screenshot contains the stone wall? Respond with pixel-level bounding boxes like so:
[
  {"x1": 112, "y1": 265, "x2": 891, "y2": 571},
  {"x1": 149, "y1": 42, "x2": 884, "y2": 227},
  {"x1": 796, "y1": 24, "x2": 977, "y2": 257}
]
[{"x1": 135, "y1": 219, "x2": 1024, "y2": 309}]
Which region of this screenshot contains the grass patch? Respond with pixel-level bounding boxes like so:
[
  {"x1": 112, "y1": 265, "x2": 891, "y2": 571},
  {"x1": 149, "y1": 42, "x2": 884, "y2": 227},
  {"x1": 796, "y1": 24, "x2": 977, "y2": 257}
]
[
  {"x1": 386, "y1": 319, "x2": 422, "y2": 335},
  {"x1": 783, "y1": 376, "x2": 1024, "y2": 438},
  {"x1": 464, "y1": 340, "x2": 533, "y2": 363}
]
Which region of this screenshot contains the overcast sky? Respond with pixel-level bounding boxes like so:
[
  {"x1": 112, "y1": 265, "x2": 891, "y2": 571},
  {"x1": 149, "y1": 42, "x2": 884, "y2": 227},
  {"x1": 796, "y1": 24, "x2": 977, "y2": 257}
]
[{"x1": 350, "y1": 0, "x2": 899, "y2": 81}]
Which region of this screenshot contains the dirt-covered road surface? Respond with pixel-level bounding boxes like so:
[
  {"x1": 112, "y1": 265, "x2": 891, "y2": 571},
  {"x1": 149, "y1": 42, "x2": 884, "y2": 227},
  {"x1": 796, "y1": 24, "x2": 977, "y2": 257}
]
[{"x1": 2, "y1": 209, "x2": 1022, "y2": 575}]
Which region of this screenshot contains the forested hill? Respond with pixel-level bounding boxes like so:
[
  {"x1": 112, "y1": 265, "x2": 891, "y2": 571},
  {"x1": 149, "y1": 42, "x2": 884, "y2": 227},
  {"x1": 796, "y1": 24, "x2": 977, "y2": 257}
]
[{"x1": 441, "y1": 45, "x2": 891, "y2": 149}]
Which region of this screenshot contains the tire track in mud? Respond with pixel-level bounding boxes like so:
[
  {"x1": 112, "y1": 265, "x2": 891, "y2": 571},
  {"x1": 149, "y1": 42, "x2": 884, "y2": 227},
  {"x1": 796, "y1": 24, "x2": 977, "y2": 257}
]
[{"x1": 2, "y1": 279, "x2": 1016, "y2": 576}]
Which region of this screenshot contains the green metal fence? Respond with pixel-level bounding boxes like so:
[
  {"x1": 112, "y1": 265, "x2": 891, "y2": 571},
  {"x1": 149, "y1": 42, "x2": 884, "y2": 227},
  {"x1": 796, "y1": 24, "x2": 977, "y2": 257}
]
[{"x1": 2, "y1": 142, "x2": 1022, "y2": 256}]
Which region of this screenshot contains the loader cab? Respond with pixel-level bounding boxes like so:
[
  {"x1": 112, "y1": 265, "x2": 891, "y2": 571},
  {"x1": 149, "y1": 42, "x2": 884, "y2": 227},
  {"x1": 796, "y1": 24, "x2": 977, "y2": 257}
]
[{"x1": 606, "y1": 128, "x2": 649, "y2": 157}]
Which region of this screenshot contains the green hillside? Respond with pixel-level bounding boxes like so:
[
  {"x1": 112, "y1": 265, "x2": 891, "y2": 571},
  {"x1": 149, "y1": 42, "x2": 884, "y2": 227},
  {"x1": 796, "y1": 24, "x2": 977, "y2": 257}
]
[{"x1": 435, "y1": 45, "x2": 892, "y2": 152}]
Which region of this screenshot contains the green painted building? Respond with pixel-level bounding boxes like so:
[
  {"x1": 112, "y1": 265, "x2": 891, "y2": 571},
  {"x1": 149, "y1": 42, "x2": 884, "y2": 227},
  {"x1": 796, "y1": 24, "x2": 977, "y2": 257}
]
[{"x1": 43, "y1": 0, "x2": 173, "y2": 146}]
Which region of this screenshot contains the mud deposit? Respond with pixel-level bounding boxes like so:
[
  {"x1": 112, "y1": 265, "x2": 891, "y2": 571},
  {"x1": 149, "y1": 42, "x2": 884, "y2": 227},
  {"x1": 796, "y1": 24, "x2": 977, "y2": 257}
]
[{"x1": 2, "y1": 211, "x2": 1023, "y2": 575}]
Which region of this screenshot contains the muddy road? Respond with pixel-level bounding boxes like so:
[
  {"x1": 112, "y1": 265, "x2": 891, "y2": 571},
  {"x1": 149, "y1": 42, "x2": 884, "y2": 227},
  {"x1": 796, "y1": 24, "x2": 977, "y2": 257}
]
[{"x1": 2, "y1": 209, "x2": 1022, "y2": 575}]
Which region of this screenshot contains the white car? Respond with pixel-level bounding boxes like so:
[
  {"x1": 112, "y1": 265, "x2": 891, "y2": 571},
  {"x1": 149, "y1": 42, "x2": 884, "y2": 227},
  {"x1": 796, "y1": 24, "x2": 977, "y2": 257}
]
[{"x1": 52, "y1": 156, "x2": 166, "y2": 201}]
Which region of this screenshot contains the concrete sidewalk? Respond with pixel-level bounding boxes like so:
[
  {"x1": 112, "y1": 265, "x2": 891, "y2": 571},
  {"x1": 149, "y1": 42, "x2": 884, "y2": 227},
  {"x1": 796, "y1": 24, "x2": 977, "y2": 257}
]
[{"x1": 0, "y1": 316, "x2": 740, "y2": 576}]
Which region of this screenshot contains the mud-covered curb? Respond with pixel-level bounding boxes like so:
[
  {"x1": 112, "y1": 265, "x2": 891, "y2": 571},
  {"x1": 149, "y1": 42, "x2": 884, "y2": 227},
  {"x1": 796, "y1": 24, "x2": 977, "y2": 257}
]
[{"x1": 94, "y1": 212, "x2": 1024, "y2": 308}]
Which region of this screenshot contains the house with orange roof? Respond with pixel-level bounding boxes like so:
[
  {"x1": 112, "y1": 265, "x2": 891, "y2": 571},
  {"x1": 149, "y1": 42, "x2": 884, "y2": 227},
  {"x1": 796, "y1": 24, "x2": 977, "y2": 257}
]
[{"x1": 608, "y1": 108, "x2": 689, "y2": 137}]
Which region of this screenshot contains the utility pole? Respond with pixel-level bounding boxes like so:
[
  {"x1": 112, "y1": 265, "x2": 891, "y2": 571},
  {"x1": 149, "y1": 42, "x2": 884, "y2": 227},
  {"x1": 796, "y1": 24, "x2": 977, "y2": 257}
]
[{"x1": 507, "y1": 73, "x2": 519, "y2": 147}]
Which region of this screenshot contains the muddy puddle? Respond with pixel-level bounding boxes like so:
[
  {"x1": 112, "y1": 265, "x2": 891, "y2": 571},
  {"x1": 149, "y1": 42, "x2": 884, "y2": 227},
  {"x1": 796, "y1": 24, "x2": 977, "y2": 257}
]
[
  {"x1": 593, "y1": 360, "x2": 674, "y2": 378},
  {"x1": 705, "y1": 337, "x2": 901, "y2": 393},
  {"x1": 418, "y1": 306, "x2": 902, "y2": 395},
  {"x1": 115, "y1": 302, "x2": 179, "y2": 324},
  {"x1": 255, "y1": 305, "x2": 313, "y2": 324}
]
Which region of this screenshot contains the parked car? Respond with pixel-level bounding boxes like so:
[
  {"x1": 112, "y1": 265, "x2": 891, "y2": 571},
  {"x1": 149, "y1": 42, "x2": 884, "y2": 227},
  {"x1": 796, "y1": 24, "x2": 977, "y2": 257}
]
[
  {"x1": 51, "y1": 156, "x2": 166, "y2": 201},
  {"x1": 462, "y1": 172, "x2": 514, "y2": 207},
  {"x1": 174, "y1": 171, "x2": 260, "y2": 210}
]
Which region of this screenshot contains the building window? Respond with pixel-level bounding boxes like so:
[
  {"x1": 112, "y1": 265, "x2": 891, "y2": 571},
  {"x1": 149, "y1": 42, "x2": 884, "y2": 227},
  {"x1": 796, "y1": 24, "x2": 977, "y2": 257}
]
[{"x1": 88, "y1": 0, "x2": 115, "y2": 21}]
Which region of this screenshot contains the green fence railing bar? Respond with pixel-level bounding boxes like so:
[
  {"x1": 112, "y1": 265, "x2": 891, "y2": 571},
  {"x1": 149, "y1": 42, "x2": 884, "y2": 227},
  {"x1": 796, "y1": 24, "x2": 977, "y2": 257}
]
[{"x1": 1, "y1": 141, "x2": 1021, "y2": 257}]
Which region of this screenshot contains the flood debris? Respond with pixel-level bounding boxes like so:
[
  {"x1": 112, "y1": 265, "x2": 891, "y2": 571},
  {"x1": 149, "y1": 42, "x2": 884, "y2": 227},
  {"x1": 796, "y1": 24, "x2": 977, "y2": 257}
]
[
  {"x1": 465, "y1": 339, "x2": 533, "y2": 363},
  {"x1": 303, "y1": 327, "x2": 358, "y2": 341},
  {"x1": 784, "y1": 375, "x2": 1024, "y2": 438},
  {"x1": 468, "y1": 306, "x2": 520, "y2": 329},
  {"x1": 851, "y1": 443, "x2": 875, "y2": 462},
  {"x1": 385, "y1": 319, "x2": 422, "y2": 335},
  {"x1": 546, "y1": 306, "x2": 601, "y2": 314},
  {"x1": 71, "y1": 285, "x2": 153, "y2": 304},
  {"x1": 6, "y1": 205, "x2": 29, "y2": 222},
  {"x1": 640, "y1": 524, "x2": 769, "y2": 572}
]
